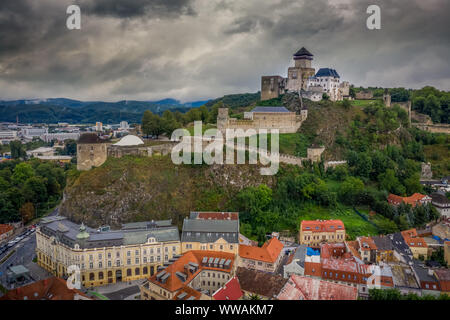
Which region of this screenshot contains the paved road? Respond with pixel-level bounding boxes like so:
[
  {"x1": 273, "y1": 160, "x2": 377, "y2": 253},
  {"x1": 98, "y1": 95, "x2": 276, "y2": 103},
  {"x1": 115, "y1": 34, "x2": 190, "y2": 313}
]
[
  {"x1": 103, "y1": 285, "x2": 141, "y2": 300},
  {"x1": 0, "y1": 207, "x2": 59, "y2": 289}
]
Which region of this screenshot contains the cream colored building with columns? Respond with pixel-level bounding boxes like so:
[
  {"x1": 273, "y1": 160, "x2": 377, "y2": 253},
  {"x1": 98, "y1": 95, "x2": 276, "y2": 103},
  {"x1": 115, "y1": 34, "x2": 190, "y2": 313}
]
[{"x1": 36, "y1": 216, "x2": 181, "y2": 288}]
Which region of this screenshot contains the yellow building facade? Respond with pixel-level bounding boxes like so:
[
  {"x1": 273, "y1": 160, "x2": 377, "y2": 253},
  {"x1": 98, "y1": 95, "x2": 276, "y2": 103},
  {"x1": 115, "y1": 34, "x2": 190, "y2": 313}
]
[{"x1": 36, "y1": 216, "x2": 181, "y2": 288}]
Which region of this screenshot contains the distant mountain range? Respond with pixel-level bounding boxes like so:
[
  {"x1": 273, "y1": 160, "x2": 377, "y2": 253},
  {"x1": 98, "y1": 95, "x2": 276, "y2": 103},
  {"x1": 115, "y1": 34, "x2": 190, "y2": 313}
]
[{"x1": 0, "y1": 98, "x2": 211, "y2": 124}]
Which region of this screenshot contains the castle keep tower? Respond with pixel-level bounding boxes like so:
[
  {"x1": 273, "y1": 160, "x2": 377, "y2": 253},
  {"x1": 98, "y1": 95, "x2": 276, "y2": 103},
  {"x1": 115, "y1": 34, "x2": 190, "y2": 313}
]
[
  {"x1": 76, "y1": 133, "x2": 109, "y2": 171},
  {"x1": 287, "y1": 47, "x2": 316, "y2": 92},
  {"x1": 217, "y1": 108, "x2": 230, "y2": 131}
]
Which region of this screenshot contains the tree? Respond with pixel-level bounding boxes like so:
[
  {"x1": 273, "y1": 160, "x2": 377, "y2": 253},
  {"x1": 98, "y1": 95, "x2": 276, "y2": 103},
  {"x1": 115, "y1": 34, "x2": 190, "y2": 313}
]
[
  {"x1": 11, "y1": 162, "x2": 35, "y2": 186},
  {"x1": 161, "y1": 110, "x2": 181, "y2": 137},
  {"x1": 338, "y1": 177, "x2": 364, "y2": 205},
  {"x1": 22, "y1": 176, "x2": 48, "y2": 204},
  {"x1": 322, "y1": 93, "x2": 330, "y2": 101},
  {"x1": 142, "y1": 110, "x2": 164, "y2": 138},
  {"x1": 10, "y1": 141, "x2": 26, "y2": 159},
  {"x1": 20, "y1": 202, "x2": 35, "y2": 224},
  {"x1": 378, "y1": 169, "x2": 405, "y2": 195},
  {"x1": 63, "y1": 139, "x2": 77, "y2": 155}
]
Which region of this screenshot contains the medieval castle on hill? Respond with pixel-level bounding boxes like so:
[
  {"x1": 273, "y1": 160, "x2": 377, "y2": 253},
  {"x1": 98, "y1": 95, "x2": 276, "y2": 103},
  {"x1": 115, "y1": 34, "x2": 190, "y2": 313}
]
[{"x1": 261, "y1": 47, "x2": 350, "y2": 102}]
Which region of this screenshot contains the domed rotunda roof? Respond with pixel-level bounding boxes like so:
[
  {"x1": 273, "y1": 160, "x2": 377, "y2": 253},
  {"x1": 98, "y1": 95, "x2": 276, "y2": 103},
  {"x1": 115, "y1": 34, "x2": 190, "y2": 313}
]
[{"x1": 113, "y1": 135, "x2": 144, "y2": 147}]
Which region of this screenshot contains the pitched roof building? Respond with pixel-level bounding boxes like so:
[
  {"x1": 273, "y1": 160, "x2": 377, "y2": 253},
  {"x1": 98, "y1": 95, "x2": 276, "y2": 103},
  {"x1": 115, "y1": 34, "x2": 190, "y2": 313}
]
[
  {"x1": 0, "y1": 277, "x2": 90, "y2": 300},
  {"x1": 212, "y1": 276, "x2": 244, "y2": 300},
  {"x1": 401, "y1": 229, "x2": 429, "y2": 260},
  {"x1": 181, "y1": 216, "x2": 239, "y2": 254},
  {"x1": 236, "y1": 267, "x2": 288, "y2": 300},
  {"x1": 277, "y1": 275, "x2": 357, "y2": 300},
  {"x1": 388, "y1": 193, "x2": 431, "y2": 207},
  {"x1": 299, "y1": 219, "x2": 345, "y2": 248},
  {"x1": 140, "y1": 250, "x2": 235, "y2": 300},
  {"x1": 238, "y1": 237, "x2": 284, "y2": 273}
]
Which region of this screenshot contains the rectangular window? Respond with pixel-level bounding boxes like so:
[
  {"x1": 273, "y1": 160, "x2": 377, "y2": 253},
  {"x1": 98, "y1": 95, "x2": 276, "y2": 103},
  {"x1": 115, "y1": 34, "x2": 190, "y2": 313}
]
[
  {"x1": 89, "y1": 262, "x2": 93, "y2": 269},
  {"x1": 108, "y1": 261, "x2": 111, "y2": 267},
  {"x1": 127, "y1": 251, "x2": 130, "y2": 257},
  {"x1": 116, "y1": 260, "x2": 120, "y2": 267},
  {"x1": 127, "y1": 259, "x2": 131, "y2": 265}
]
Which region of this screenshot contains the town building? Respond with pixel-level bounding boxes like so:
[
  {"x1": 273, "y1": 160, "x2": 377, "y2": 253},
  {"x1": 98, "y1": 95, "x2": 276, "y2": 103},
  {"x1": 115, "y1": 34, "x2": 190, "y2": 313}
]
[
  {"x1": 390, "y1": 264, "x2": 421, "y2": 295},
  {"x1": 0, "y1": 130, "x2": 18, "y2": 143},
  {"x1": 238, "y1": 237, "x2": 284, "y2": 273},
  {"x1": 371, "y1": 235, "x2": 395, "y2": 262},
  {"x1": 357, "y1": 236, "x2": 377, "y2": 263},
  {"x1": 388, "y1": 193, "x2": 432, "y2": 207},
  {"x1": 235, "y1": 267, "x2": 288, "y2": 300},
  {"x1": 20, "y1": 127, "x2": 48, "y2": 138},
  {"x1": 36, "y1": 216, "x2": 181, "y2": 287},
  {"x1": 0, "y1": 277, "x2": 90, "y2": 300},
  {"x1": 431, "y1": 193, "x2": 450, "y2": 218},
  {"x1": 26, "y1": 147, "x2": 55, "y2": 157},
  {"x1": 316, "y1": 243, "x2": 371, "y2": 297},
  {"x1": 299, "y1": 219, "x2": 346, "y2": 248},
  {"x1": 181, "y1": 213, "x2": 239, "y2": 255},
  {"x1": 212, "y1": 276, "x2": 244, "y2": 300},
  {"x1": 41, "y1": 132, "x2": 80, "y2": 142},
  {"x1": 276, "y1": 274, "x2": 358, "y2": 300},
  {"x1": 434, "y1": 269, "x2": 450, "y2": 294},
  {"x1": 217, "y1": 106, "x2": 307, "y2": 135},
  {"x1": 0, "y1": 224, "x2": 14, "y2": 243},
  {"x1": 411, "y1": 263, "x2": 441, "y2": 295},
  {"x1": 95, "y1": 122, "x2": 103, "y2": 132},
  {"x1": 306, "y1": 68, "x2": 350, "y2": 101},
  {"x1": 139, "y1": 250, "x2": 235, "y2": 300},
  {"x1": 401, "y1": 229, "x2": 429, "y2": 260},
  {"x1": 283, "y1": 245, "x2": 307, "y2": 278}
]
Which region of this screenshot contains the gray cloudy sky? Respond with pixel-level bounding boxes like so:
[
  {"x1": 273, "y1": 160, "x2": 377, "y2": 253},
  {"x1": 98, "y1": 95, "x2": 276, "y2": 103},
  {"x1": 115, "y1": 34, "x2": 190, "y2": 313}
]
[{"x1": 0, "y1": 0, "x2": 449, "y2": 102}]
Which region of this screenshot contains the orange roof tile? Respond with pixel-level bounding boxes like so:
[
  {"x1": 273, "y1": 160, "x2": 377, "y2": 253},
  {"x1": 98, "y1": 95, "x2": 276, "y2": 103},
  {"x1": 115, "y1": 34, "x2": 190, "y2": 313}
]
[
  {"x1": 388, "y1": 193, "x2": 430, "y2": 207},
  {"x1": 172, "y1": 286, "x2": 202, "y2": 300},
  {"x1": 149, "y1": 250, "x2": 235, "y2": 293},
  {"x1": 239, "y1": 237, "x2": 284, "y2": 263},
  {"x1": 401, "y1": 229, "x2": 428, "y2": 248},
  {"x1": 359, "y1": 237, "x2": 377, "y2": 251},
  {"x1": 301, "y1": 220, "x2": 345, "y2": 232}
]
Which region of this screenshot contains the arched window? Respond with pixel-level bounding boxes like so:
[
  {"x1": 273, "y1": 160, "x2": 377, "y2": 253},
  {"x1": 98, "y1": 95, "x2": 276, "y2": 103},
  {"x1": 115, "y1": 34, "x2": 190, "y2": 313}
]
[
  {"x1": 89, "y1": 273, "x2": 95, "y2": 281},
  {"x1": 98, "y1": 272, "x2": 104, "y2": 280},
  {"x1": 143, "y1": 267, "x2": 148, "y2": 274},
  {"x1": 127, "y1": 269, "x2": 132, "y2": 276},
  {"x1": 135, "y1": 268, "x2": 140, "y2": 275},
  {"x1": 108, "y1": 271, "x2": 113, "y2": 278}
]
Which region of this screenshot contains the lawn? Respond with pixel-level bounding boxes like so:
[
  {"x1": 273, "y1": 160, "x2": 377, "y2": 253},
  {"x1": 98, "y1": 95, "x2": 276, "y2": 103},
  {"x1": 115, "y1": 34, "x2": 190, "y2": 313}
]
[{"x1": 293, "y1": 203, "x2": 381, "y2": 240}]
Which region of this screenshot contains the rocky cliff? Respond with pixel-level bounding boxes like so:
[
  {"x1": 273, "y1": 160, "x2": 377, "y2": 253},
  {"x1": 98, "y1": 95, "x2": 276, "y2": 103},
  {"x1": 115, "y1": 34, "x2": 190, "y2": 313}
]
[{"x1": 60, "y1": 156, "x2": 274, "y2": 229}]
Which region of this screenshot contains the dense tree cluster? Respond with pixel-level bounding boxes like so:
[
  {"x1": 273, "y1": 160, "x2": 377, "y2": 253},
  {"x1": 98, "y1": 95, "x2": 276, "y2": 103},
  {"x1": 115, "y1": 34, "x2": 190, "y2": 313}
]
[
  {"x1": 369, "y1": 288, "x2": 449, "y2": 300},
  {"x1": 412, "y1": 86, "x2": 450, "y2": 124},
  {"x1": 0, "y1": 159, "x2": 71, "y2": 224}
]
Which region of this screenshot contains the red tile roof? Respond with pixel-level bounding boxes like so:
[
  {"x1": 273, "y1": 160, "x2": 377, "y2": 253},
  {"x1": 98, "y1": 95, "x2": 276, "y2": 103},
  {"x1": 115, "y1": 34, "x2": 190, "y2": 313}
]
[
  {"x1": 212, "y1": 277, "x2": 243, "y2": 300},
  {"x1": 277, "y1": 275, "x2": 357, "y2": 300},
  {"x1": 0, "y1": 224, "x2": 13, "y2": 236},
  {"x1": 388, "y1": 193, "x2": 431, "y2": 207},
  {"x1": 0, "y1": 277, "x2": 89, "y2": 300},
  {"x1": 239, "y1": 237, "x2": 284, "y2": 263},
  {"x1": 434, "y1": 269, "x2": 450, "y2": 292},
  {"x1": 149, "y1": 250, "x2": 235, "y2": 293},
  {"x1": 193, "y1": 212, "x2": 239, "y2": 220},
  {"x1": 359, "y1": 237, "x2": 377, "y2": 251},
  {"x1": 301, "y1": 220, "x2": 345, "y2": 232}
]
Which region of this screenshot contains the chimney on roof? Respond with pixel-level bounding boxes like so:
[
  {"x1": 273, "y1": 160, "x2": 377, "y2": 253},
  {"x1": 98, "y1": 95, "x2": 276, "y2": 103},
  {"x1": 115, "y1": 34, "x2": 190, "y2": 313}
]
[{"x1": 428, "y1": 269, "x2": 434, "y2": 276}]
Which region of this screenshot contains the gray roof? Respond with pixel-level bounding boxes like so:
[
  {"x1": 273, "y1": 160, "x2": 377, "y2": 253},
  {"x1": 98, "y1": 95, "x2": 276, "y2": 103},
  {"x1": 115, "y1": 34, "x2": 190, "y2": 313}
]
[
  {"x1": 251, "y1": 106, "x2": 290, "y2": 113},
  {"x1": 122, "y1": 220, "x2": 173, "y2": 230},
  {"x1": 392, "y1": 233, "x2": 413, "y2": 263},
  {"x1": 372, "y1": 235, "x2": 394, "y2": 251},
  {"x1": 412, "y1": 263, "x2": 438, "y2": 283},
  {"x1": 181, "y1": 218, "x2": 239, "y2": 243},
  {"x1": 39, "y1": 216, "x2": 179, "y2": 249},
  {"x1": 291, "y1": 245, "x2": 307, "y2": 268}
]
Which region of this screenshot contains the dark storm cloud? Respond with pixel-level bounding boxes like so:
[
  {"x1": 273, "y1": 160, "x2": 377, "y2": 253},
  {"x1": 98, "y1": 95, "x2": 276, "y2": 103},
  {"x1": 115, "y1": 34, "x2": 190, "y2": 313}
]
[
  {"x1": 0, "y1": 0, "x2": 449, "y2": 101},
  {"x1": 79, "y1": 0, "x2": 195, "y2": 18}
]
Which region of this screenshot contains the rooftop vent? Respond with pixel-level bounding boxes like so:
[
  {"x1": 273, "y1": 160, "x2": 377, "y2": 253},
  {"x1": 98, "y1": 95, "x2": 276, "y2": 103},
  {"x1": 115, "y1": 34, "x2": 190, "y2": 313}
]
[
  {"x1": 176, "y1": 271, "x2": 188, "y2": 282},
  {"x1": 177, "y1": 292, "x2": 187, "y2": 300}
]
